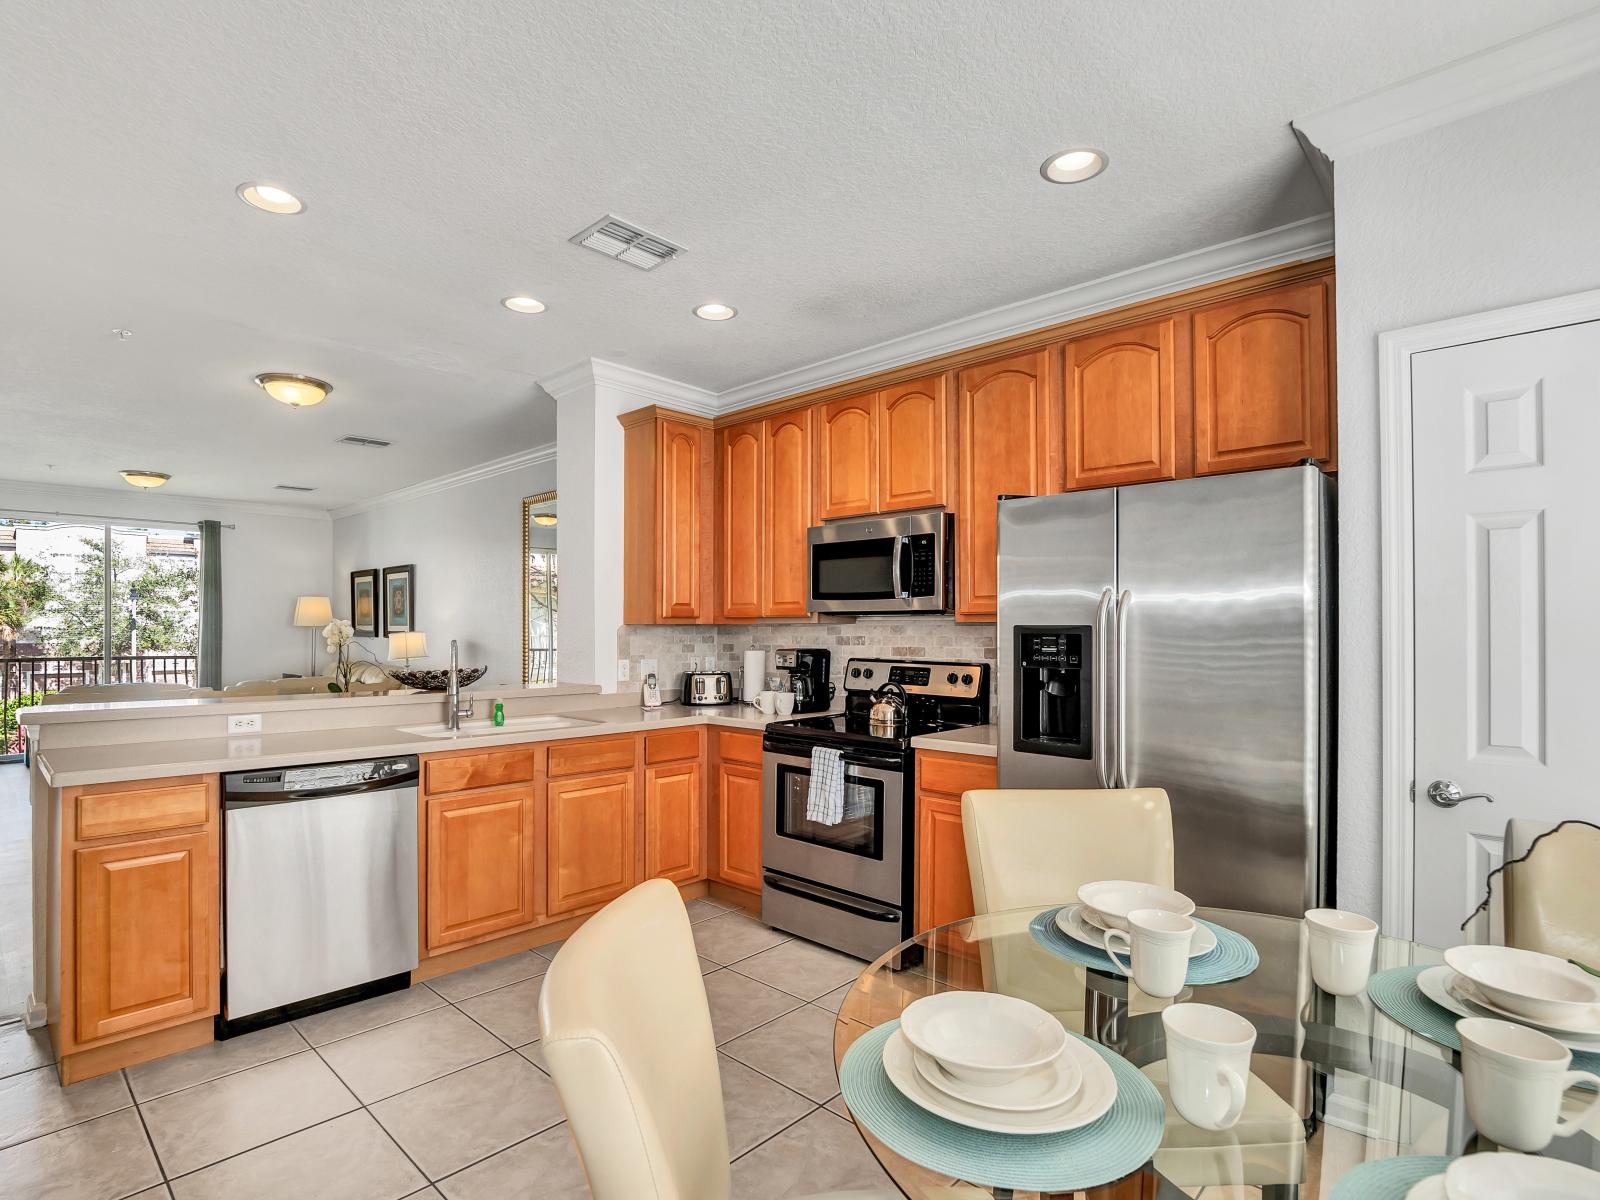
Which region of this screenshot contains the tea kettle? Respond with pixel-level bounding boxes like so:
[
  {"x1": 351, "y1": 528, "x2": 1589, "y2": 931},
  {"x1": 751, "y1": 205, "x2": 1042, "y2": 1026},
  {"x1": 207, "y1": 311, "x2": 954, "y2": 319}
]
[{"x1": 868, "y1": 682, "x2": 908, "y2": 737}]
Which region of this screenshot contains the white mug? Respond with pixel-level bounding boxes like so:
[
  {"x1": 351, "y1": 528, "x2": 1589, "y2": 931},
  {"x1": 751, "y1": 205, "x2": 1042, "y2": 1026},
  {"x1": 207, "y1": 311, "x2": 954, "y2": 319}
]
[
  {"x1": 1304, "y1": 908, "x2": 1379, "y2": 996},
  {"x1": 1458, "y1": 1017, "x2": 1600, "y2": 1152},
  {"x1": 1162, "y1": 1003, "x2": 1256, "y2": 1130},
  {"x1": 1104, "y1": 908, "x2": 1195, "y2": 998},
  {"x1": 774, "y1": 691, "x2": 795, "y2": 716},
  {"x1": 756, "y1": 690, "x2": 777, "y2": 714}
]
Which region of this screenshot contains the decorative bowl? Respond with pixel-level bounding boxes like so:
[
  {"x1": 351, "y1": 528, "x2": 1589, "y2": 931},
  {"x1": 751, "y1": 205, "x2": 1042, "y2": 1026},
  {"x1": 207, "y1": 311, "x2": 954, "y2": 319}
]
[
  {"x1": 899, "y1": 991, "x2": 1067, "y2": 1086},
  {"x1": 1076, "y1": 880, "x2": 1195, "y2": 932},
  {"x1": 1443, "y1": 944, "x2": 1600, "y2": 1025},
  {"x1": 388, "y1": 666, "x2": 487, "y2": 692}
]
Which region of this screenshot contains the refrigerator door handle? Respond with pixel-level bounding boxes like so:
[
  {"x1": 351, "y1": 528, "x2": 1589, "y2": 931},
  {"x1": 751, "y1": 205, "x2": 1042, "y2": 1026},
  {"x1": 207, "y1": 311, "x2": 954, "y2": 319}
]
[
  {"x1": 1116, "y1": 589, "x2": 1132, "y2": 788},
  {"x1": 1095, "y1": 587, "x2": 1114, "y2": 788}
]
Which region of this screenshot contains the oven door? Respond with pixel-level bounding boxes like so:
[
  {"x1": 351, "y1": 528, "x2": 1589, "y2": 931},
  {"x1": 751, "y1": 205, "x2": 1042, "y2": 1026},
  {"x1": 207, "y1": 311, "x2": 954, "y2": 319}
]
[{"x1": 761, "y1": 748, "x2": 904, "y2": 902}]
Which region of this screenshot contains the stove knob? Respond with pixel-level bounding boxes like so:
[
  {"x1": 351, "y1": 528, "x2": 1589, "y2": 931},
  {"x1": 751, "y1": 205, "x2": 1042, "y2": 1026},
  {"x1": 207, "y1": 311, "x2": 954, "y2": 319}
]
[
  {"x1": 961, "y1": 673, "x2": 973, "y2": 685},
  {"x1": 946, "y1": 671, "x2": 959, "y2": 685},
  {"x1": 863, "y1": 667, "x2": 874, "y2": 679},
  {"x1": 850, "y1": 667, "x2": 861, "y2": 678}
]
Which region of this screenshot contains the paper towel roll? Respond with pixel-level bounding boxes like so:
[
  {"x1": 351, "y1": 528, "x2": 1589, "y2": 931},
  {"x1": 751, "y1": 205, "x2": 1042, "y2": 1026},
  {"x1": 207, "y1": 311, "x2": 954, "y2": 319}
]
[{"x1": 742, "y1": 649, "x2": 767, "y2": 703}]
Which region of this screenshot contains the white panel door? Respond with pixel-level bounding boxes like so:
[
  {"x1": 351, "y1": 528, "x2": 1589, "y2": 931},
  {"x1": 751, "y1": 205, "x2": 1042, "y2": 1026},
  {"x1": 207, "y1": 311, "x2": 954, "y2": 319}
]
[{"x1": 1411, "y1": 320, "x2": 1600, "y2": 950}]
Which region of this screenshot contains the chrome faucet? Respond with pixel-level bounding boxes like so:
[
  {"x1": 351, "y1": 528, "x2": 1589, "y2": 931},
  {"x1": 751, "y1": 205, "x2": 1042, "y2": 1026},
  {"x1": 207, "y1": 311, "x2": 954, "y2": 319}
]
[{"x1": 447, "y1": 639, "x2": 475, "y2": 732}]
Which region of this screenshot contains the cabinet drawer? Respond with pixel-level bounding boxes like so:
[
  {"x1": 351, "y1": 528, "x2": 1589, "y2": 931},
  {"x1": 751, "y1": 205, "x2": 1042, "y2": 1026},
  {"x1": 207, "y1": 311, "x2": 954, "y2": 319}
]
[
  {"x1": 75, "y1": 781, "x2": 210, "y2": 842},
  {"x1": 917, "y1": 751, "x2": 997, "y2": 797},
  {"x1": 424, "y1": 748, "x2": 537, "y2": 795},
  {"x1": 645, "y1": 727, "x2": 702, "y2": 765},
  {"x1": 547, "y1": 735, "x2": 637, "y2": 778},
  {"x1": 717, "y1": 729, "x2": 763, "y2": 766}
]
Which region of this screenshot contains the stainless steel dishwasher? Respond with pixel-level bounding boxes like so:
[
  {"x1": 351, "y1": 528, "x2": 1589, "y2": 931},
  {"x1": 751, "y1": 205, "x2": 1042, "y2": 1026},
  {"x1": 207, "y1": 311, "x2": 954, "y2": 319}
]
[{"x1": 220, "y1": 755, "x2": 419, "y2": 1036}]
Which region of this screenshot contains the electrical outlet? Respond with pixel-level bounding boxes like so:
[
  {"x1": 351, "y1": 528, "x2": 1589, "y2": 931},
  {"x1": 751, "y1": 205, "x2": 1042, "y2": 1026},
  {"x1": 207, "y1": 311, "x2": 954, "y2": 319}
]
[
  {"x1": 227, "y1": 713, "x2": 262, "y2": 735},
  {"x1": 685, "y1": 656, "x2": 699, "y2": 672},
  {"x1": 616, "y1": 658, "x2": 631, "y2": 682},
  {"x1": 641, "y1": 658, "x2": 658, "y2": 679}
]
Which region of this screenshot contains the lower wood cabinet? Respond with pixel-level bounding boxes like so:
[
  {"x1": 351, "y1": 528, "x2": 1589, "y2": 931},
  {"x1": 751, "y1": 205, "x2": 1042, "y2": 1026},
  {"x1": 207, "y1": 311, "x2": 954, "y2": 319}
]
[
  {"x1": 644, "y1": 759, "x2": 704, "y2": 883},
  {"x1": 714, "y1": 760, "x2": 763, "y2": 892},
  {"x1": 547, "y1": 769, "x2": 639, "y2": 917},
  {"x1": 425, "y1": 784, "x2": 537, "y2": 950},
  {"x1": 914, "y1": 750, "x2": 996, "y2": 934}
]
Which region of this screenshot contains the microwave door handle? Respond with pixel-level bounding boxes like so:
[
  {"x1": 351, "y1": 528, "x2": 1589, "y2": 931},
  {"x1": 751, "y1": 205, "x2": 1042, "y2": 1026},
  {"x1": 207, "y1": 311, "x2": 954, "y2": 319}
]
[
  {"x1": 891, "y1": 534, "x2": 908, "y2": 598},
  {"x1": 1116, "y1": 589, "x2": 1131, "y2": 788},
  {"x1": 1094, "y1": 587, "x2": 1113, "y2": 788}
]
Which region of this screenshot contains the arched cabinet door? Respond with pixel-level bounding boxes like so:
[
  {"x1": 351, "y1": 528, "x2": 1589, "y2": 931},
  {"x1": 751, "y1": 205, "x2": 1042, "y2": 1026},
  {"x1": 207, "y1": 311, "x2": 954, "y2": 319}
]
[
  {"x1": 761, "y1": 409, "x2": 812, "y2": 617},
  {"x1": 813, "y1": 393, "x2": 878, "y2": 519},
  {"x1": 1192, "y1": 280, "x2": 1331, "y2": 475},
  {"x1": 876, "y1": 374, "x2": 950, "y2": 512},
  {"x1": 1065, "y1": 315, "x2": 1189, "y2": 489},
  {"x1": 717, "y1": 420, "x2": 764, "y2": 621}
]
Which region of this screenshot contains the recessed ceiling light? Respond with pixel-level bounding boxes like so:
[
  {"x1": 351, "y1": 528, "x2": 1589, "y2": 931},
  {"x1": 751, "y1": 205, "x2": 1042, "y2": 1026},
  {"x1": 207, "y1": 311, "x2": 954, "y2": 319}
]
[
  {"x1": 1040, "y1": 148, "x2": 1108, "y2": 184},
  {"x1": 694, "y1": 303, "x2": 737, "y2": 321},
  {"x1": 502, "y1": 296, "x2": 547, "y2": 314},
  {"x1": 254, "y1": 372, "x2": 331, "y2": 407},
  {"x1": 236, "y1": 182, "x2": 305, "y2": 214},
  {"x1": 120, "y1": 470, "x2": 171, "y2": 489}
]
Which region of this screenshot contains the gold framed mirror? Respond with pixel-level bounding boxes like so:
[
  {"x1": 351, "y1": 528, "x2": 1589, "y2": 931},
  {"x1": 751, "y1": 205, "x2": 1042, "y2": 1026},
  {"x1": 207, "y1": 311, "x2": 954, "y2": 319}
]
[{"x1": 522, "y1": 491, "x2": 558, "y2": 685}]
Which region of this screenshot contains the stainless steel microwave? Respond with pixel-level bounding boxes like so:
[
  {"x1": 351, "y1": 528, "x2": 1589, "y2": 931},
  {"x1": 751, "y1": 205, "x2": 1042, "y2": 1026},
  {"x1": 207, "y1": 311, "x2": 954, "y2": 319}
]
[{"x1": 806, "y1": 510, "x2": 953, "y2": 613}]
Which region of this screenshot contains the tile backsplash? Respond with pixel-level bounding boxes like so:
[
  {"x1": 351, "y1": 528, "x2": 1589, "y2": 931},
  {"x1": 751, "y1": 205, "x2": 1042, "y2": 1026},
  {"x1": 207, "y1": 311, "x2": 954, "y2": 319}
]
[{"x1": 619, "y1": 617, "x2": 998, "y2": 709}]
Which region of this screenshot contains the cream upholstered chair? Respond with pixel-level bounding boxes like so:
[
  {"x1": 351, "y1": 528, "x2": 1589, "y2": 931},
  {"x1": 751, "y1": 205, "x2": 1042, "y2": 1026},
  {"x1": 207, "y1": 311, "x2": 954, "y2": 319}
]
[
  {"x1": 1503, "y1": 818, "x2": 1600, "y2": 964},
  {"x1": 537, "y1": 879, "x2": 895, "y2": 1200}
]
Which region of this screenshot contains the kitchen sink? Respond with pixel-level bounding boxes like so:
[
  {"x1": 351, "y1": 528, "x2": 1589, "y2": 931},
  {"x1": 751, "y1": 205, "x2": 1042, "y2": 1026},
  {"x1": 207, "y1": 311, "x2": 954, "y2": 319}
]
[{"x1": 396, "y1": 714, "x2": 602, "y2": 739}]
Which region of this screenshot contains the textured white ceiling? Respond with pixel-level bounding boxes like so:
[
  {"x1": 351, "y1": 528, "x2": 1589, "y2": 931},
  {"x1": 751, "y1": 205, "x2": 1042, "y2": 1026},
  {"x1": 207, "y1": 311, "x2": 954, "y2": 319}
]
[{"x1": 0, "y1": 0, "x2": 1586, "y2": 508}]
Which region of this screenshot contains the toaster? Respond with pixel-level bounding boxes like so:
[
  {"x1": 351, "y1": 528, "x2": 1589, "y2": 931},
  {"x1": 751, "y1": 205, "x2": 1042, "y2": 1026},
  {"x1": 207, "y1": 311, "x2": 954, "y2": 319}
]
[{"x1": 682, "y1": 670, "x2": 733, "y2": 706}]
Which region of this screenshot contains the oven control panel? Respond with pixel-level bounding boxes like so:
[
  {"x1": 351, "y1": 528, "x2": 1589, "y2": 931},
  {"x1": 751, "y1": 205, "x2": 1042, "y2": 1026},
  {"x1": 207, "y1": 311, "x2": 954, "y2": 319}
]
[{"x1": 843, "y1": 658, "x2": 985, "y2": 699}]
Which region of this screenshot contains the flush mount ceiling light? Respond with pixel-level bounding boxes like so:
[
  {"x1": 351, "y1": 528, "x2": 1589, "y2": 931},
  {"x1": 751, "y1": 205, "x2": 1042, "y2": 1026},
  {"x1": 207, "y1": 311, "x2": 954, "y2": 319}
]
[
  {"x1": 120, "y1": 470, "x2": 171, "y2": 489},
  {"x1": 532, "y1": 513, "x2": 557, "y2": 526},
  {"x1": 501, "y1": 296, "x2": 547, "y2": 314},
  {"x1": 236, "y1": 182, "x2": 305, "y2": 214},
  {"x1": 1040, "y1": 148, "x2": 1108, "y2": 184},
  {"x1": 694, "y1": 303, "x2": 737, "y2": 321},
  {"x1": 255, "y1": 372, "x2": 331, "y2": 407}
]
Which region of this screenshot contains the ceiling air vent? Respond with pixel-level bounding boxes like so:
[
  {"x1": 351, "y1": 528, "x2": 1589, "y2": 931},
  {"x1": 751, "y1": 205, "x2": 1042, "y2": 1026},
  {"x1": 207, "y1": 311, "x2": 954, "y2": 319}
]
[
  {"x1": 569, "y1": 215, "x2": 684, "y2": 271},
  {"x1": 337, "y1": 435, "x2": 392, "y2": 448},
  {"x1": 273, "y1": 484, "x2": 316, "y2": 492}
]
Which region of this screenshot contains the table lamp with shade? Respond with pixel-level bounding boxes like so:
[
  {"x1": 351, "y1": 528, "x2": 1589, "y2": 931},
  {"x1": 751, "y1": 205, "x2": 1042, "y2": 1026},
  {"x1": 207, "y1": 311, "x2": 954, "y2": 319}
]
[
  {"x1": 388, "y1": 630, "x2": 427, "y2": 668},
  {"x1": 292, "y1": 596, "x2": 333, "y2": 676}
]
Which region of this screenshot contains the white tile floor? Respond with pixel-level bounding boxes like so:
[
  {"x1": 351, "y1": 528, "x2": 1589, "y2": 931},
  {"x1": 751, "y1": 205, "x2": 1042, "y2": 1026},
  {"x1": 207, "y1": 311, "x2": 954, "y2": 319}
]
[{"x1": 0, "y1": 898, "x2": 895, "y2": 1199}]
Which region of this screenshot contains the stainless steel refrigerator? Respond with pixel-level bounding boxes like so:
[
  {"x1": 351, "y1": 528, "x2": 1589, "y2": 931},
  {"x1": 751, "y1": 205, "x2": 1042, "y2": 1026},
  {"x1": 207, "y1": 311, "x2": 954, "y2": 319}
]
[{"x1": 997, "y1": 463, "x2": 1333, "y2": 917}]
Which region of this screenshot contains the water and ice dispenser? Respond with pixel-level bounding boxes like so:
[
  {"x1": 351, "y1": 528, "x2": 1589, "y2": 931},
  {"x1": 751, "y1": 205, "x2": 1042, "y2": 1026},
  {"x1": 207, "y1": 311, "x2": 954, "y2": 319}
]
[{"x1": 1012, "y1": 625, "x2": 1092, "y2": 758}]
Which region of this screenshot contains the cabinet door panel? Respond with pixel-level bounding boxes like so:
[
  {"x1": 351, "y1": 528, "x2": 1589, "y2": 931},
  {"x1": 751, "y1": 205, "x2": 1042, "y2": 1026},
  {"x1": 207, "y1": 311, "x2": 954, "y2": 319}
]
[
  {"x1": 1193, "y1": 280, "x2": 1330, "y2": 474},
  {"x1": 548, "y1": 772, "x2": 638, "y2": 916},
  {"x1": 715, "y1": 761, "x2": 763, "y2": 892},
  {"x1": 762, "y1": 409, "x2": 812, "y2": 617},
  {"x1": 645, "y1": 760, "x2": 703, "y2": 884},
  {"x1": 74, "y1": 832, "x2": 213, "y2": 1043},
  {"x1": 813, "y1": 394, "x2": 878, "y2": 520},
  {"x1": 426, "y1": 786, "x2": 536, "y2": 950},
  {"x1": 916, "y1": 794, "x2": 975, "y2": 933},
  {"x1": 718, "y1": 420, "x2": 764, "y2": 621},
  {"x1": 877, "y1": 375, "x2": 949, "y2": 511},
  {"x1": 1066, "y1": 316, "x2": 1188, "y2": 489},
  {"x1": 956, "y1": 349, "x2": 1061, "y2": 619},
  {"x1": 659, "y1": 417, "x2": 711, "y2": 619}
]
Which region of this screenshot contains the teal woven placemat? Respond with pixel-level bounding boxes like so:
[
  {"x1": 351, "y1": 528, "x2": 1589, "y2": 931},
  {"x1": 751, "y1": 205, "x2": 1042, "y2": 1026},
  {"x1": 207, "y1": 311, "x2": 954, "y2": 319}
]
[
  {"x1": 838, "y1": 1019, "x2": 1163, "y2": 1193},
  {"x1": 1029, "y1": 907, "x2": 1259, "y2": 986},
  {"x1": 1328, "y1": 1155, "x2": 1451, "y2": 1200},
  {"x1": 1366, "y1": 965, "x2": 1600, "y2": 1074}
]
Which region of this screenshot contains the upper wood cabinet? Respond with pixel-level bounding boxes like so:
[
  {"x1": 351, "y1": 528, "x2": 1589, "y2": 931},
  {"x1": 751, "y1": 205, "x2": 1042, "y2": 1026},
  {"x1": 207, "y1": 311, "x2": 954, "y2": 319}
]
[
  {"x1": 877, "y1": 374, "x2": 951, "y2": 512},
  {"x1": 1065, "y1": 315, "x2": 1190, "y2": 490},
  {"x1": 623, "y1": 408, "x2": 715, "y2": 624},
  {"x1": 761, "y1": 409, "x2": 812, "y2": 617},
  {"x1": 955, "y1": 348, "x2": 1062, "y2": 620},
  {"x1": 425, "y1": 784, "x2": 537, "y2": 951},
  {"x1": 813, "y1": 393, "x2": 878, "y2": 519},
  {"x1": 547, "y1": 770, "x2": 639, "y2": 917},
  {"x1": 1192, "y1": 279, "x2": 1331, "y2": 475},
  {"x1": 717, "y1": 420, "x2": 764, "y2": 622}
]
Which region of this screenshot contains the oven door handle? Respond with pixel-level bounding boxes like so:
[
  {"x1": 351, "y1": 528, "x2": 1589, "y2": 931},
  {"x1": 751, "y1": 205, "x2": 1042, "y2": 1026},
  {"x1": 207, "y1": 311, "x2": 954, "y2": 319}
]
[{"x1": 762, "y1": 874, "x2": 901, "y2": 922}]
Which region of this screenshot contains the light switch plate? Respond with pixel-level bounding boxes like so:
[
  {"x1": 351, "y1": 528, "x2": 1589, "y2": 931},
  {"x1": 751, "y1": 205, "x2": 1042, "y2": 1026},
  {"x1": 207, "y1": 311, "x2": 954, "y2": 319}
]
[
  {"x1": 227, "y1": 713, "x2": 262, "y2": 735},
  {"x1": 616, "y1": 658, "x2": 631, "y2": 682}
]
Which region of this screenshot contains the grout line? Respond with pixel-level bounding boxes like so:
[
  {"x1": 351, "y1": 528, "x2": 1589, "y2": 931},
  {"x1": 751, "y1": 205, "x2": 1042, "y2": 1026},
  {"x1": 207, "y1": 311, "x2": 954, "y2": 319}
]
[
  {"x1": 0, "y1": 1066, "x2": 143, "y2": 1157},
  {"x1": 121, "y1": 1068, "x2": 170, "y2": 1198},
  {"x1": 127, "y1": 1027, "x2": 312, "y2": 1104},
  {"x1": 728, "y1": 1102, "x2": 824, "y2": 1165}
]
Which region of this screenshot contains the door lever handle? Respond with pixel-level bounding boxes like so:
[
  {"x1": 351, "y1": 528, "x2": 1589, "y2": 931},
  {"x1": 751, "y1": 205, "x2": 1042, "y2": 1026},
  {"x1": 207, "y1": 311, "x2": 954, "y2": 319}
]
[{"x1": 1425, "y1": 780, "x2": 1495, "y2": 809}]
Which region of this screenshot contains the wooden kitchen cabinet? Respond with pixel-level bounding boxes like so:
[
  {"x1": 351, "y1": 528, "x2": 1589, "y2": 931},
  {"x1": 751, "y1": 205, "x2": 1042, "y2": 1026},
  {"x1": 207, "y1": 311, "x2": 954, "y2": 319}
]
[
  {"x1": 877, "y1": 374, "x2": 951, "y2": 512},
  {"x1": 813, "y1": 392, "x2": 878, "y2": 520},
  {"x1": 1065, "y1": 315, "x2": 1190, "y2": 489},
  {"x1": 955, "y1": 348, "x2": 1062, "y2": 620},
  {"x1": 714, "y1": 761, "x2": 763, "y2": 892},
  {"x1": 645, "y1": 759, "x2": 704, "y2": 884},
  {"x1": 622, "y1": 407, "x2": 715, "y2": 623},
  {"x1": 761, "y1": 408, "x2": 812, "y2": 617},
  {"x1": 717, "y1": 419, "x2": 765, "y2": 621},
  {"x1": 1192, "y1": 279, "x2": 1331, "y2": 475},
  {"x1": 913, "y1": 750, "x2": 996, "y2": 935},
  {"x1": 425, "y1": 784, "x2": 537, "y2": 950},
  {"x1": 547, "y1": 770, "x2": 639, "y2": 916}
]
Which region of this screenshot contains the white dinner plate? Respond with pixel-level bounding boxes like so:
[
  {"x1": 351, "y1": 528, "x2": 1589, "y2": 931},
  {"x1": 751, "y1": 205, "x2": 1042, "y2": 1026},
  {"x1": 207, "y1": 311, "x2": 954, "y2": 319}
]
[
  {"x1": 1446, "y1": 1151, "x2": 1600, "y2": 1199},
  {"x1": 1402, "y1": 1176, "x2": 1445, "y2": 1200},
  {"x1": 881, "y1": 1029, "x2": 1116, "y2": 1134},
  {"x1": 911, "y1": 1043, "x2": 1082, "y2": 1112},
  {"x1": 1415, "y1": 966, "x2": 1600, "y2": 1051},
  {"x1": 1055, "y1": 903, "x2": 1217, "y2": 959}
]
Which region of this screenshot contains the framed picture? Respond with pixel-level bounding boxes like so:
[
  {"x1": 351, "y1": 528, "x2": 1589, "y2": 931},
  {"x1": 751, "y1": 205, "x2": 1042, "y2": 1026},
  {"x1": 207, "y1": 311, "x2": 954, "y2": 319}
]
[
  {"x1": 350, "y1": 568, "x2": 381, "y2": 637},
  {"x1": 382, "y1": 564, "x2": 416, "y2": 633}
]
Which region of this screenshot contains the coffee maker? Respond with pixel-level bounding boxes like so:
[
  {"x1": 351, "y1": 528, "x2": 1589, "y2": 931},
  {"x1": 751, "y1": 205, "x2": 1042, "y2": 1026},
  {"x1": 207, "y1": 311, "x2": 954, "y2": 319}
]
[{"x1": 772, "y1": 648, "x2": 833, "y2": 714}]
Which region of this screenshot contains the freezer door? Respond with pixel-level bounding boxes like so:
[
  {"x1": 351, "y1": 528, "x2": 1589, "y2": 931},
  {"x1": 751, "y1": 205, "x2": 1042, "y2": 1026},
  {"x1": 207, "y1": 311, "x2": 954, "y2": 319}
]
[
  {"x1": 997, "y1": 491, "x2": 1117, "y2": 790},
  {"x1": 1116, "y1": 466, "x2": 1329, "y2": 917}
]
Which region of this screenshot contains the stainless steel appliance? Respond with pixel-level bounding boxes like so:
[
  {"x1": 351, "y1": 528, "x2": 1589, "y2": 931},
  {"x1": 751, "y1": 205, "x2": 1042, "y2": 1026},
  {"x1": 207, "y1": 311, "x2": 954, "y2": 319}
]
[
  {"x1": 998, "y1": 463, "x2": 1333, "y2": 917},
  {"x1": 682, "y1": 670, "x2": 733, "y2": 705},
  {"x1": 807, "y1": 509, "x2": 953, "y2": 613},
  {"x1": 762, "y1": 658, "x2": 989, "y2": 959},
  {"x1": 220, "y1": 756, "x2": 419, "y2": 1036},
  {"x1": 772, "y1": 647, "x2": 833, "y2": 714}
]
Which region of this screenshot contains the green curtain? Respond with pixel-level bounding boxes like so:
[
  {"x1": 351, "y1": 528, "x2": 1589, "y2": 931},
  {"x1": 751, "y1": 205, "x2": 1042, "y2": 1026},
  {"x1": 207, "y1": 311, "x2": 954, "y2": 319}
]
[{"x1": 198, "y1": 519, "x2": 222, "y2": 688}]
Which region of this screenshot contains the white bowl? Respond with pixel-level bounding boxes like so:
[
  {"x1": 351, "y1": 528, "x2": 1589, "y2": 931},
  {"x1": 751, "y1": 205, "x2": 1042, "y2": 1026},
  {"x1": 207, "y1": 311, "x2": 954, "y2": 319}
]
[
  {"x1": 1077, "y1": 879, "x2": 1195, "y2": 932},
  {"x1": 1445, "y1": 1151, "x2": 1600, "y2": 1200},
  {"x1": 899, "y1": 992, "x2": 1067, "y2": 1086},
  {"x1": 1443, "y1": 944, "x2": 1600, "y2": 1025}
]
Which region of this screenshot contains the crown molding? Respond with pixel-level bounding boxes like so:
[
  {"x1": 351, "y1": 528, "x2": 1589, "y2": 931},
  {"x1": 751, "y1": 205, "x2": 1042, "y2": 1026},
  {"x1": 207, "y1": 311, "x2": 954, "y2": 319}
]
[
  {"x1": 714, "y1": 213, "x2": 1333, "y2": 412},
  {"x1": 330, "y1": 443, "x2": 557, "y2": 519},
  {"x1": 541, "y1": 357, "x2": 718, "y2": 416},
  {"x1": 1293, "y1": 9, "x2": 1600, "y2": 162},
  {"x1": 0, "y1": 478, "x2": 333, "y2": 522}
]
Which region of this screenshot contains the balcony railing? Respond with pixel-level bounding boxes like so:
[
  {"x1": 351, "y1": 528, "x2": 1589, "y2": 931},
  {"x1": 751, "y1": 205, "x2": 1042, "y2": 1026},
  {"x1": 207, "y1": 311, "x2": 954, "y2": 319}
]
[
  {"x1": 525, "y1": 647, "x2": 557, "y2": 686},
  {"x1": 2, "y1": 654, "x2": 198, "y2": 755}
]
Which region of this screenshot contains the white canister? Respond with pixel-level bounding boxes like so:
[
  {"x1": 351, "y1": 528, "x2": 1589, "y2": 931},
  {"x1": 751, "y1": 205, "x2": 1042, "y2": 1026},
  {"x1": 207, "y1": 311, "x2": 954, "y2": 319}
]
[
  {"x1": 742, "y1": 649, "x2": 767, "y2": 704},
  {"x1": 1458, "y1": 1017, "x2": 1600, "y2": 1152},
  {"x1": 1104, "y1": 908, "x2": 1195, "y2": 999},
  {"x1": 1161, "y1": 1003, "x2": 1256, "y2": 1131},
  {"x1": 1304, "y1": 908, "x2": 1379, "y2": 996}
]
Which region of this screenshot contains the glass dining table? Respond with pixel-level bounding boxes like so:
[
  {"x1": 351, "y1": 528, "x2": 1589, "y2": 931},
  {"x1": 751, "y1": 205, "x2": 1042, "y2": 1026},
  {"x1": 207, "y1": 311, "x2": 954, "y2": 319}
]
[{"x1": 831, "y1": 905, "x2": 1600, "y2": 1198}]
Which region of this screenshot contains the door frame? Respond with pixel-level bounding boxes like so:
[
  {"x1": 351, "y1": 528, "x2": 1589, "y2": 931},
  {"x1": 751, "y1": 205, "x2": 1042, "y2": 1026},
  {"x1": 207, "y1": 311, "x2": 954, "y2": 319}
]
[{"x1": 1376, "y1": 286, "x2": 1600, "y2": 938}]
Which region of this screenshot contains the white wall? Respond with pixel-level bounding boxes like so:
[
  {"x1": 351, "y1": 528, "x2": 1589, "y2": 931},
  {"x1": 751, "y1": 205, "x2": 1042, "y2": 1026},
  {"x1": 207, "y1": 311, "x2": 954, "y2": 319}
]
[
  {"x1": 0, "y1": 479, "x2": 332, "y2": 684},
  {"x1": 1332, "y1": 71, "x2": 1600, "y2": 917},
  {"x1": 331, "y1": 457, "x2": 556, "y2": 677}
]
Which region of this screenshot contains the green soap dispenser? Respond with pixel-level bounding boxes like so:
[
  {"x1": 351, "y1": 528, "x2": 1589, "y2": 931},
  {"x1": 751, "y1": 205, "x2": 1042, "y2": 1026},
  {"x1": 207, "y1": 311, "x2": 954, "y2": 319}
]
[{"x1": 491, "y1": 699, "x2": 505, "y2": 727}]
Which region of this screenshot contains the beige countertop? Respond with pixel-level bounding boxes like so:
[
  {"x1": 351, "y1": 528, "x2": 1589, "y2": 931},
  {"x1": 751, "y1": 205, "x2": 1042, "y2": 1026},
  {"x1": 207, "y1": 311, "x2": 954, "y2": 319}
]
[
  {"x1": 908, "y1": 724, "x2": 998, "y2": 758},
  {"x1": 37, "y1": 702, "x2": 797, "y2": 789}
]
